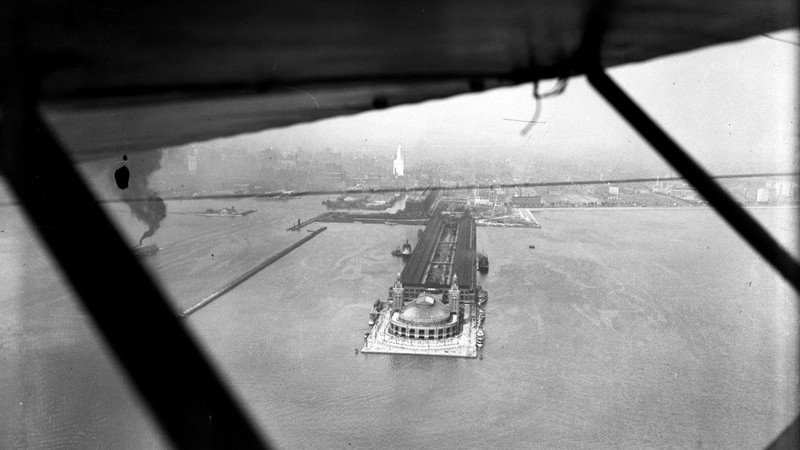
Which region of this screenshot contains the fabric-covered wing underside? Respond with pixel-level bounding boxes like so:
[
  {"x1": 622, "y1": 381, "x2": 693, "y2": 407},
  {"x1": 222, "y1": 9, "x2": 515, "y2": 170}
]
[{"x1": 18, "y1": 0, "x2": 796, "y2": 159}]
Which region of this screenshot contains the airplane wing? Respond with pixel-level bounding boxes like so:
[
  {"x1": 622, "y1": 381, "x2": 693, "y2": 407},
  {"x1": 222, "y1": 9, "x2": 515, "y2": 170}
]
[{"x1": 15, "y1": 0, "x2": 793, "y2": 160}]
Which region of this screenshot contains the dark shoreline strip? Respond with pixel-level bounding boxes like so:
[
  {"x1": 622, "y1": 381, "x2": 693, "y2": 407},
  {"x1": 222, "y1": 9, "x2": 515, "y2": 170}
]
[
  {"x1": 182, "y1": 227, "x2": 327, "y2": 318},
  {"x1": 25, "y1": 171, "x2": 790, "y2": 206}
]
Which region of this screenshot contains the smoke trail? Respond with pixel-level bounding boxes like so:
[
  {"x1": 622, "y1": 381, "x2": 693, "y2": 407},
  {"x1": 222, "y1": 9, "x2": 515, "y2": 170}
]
[{"x1": 117, "y1": 150, "x2": 166, "y2": 245}]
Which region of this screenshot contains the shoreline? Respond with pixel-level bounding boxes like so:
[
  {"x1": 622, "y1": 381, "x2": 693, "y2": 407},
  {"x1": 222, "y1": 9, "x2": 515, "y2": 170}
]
[{"x1": 530, "y1": 204, "x2": 800, "y2": 212}]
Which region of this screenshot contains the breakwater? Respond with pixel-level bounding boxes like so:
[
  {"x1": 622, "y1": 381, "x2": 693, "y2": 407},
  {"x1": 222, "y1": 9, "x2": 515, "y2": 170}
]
[{"x1": 181, "y1": 227, "x2": 327, "y2": 317}]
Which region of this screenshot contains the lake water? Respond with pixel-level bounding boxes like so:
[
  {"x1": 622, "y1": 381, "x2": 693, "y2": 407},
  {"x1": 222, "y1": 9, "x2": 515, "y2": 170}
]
[{"x1": 1, "y1": 196, "x2": 797, "y2": 449}]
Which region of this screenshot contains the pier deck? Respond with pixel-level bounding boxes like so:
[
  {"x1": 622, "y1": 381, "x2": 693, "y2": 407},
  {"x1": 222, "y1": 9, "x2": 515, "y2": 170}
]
[{"x1": 361, "y1": 309, "x2": 478, "y2": 358}]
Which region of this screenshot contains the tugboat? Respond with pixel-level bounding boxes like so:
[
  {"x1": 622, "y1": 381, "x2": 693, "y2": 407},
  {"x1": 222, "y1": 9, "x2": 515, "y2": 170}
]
[
  {"x1": 391, "y1": 240, "x2": 413, "y2": 257},
  {"x1": 477, "y1": 252, "x2": 489, "y2": 273},
  {"x1": 477, "y1": 289, "x2": 488, "y2": 306}
]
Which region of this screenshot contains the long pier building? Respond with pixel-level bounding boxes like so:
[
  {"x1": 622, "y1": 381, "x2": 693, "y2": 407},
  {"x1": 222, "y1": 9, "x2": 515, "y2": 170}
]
[
  {"x1": 363, "y1": 212, "x2": 484, "y2": 358},
  {"x1": 392, "y1": 212, "x2": 477, "y2": 306}
]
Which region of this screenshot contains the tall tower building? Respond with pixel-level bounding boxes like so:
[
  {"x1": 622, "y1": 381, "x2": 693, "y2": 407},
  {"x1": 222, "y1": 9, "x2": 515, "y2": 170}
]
[
  {"x1": 392, "y1": 145, "x2": 404, "y2": 177},
  {"x1": 392, "y1": 273, "x2": 404, "y2": 310},
  {"x1": 448, "y1": 274, "x2": 460, "y2": 314}
]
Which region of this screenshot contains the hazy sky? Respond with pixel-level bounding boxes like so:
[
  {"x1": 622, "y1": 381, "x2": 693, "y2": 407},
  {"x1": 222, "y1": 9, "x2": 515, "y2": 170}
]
[{"x1": 192, "y1": 29, "x2": 798, "y2": 176}]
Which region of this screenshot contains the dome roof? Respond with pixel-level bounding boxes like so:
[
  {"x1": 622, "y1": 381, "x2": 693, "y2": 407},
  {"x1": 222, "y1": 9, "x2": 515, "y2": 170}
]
[{"x1": 397, "y1": 294, "x2": 451, "y2": 325}]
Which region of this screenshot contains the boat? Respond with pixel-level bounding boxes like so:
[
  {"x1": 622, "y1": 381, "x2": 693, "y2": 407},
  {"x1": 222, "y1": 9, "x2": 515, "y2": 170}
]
[
  {"x1": 477, "y1": 290, "x2": 488, "y2": 305},
  {"x1": 477, "y1": 252, "x2": 489, "y2": 273},
  {"x1": 363, "y1": 331, "x2": 371, "y2": 338},
  {"x1": 196, "y1": 205, "x2": 255, "y2": 217},
  {"x1": 391, "y1": 240, "x2": 413, "y2": 257},
  {"x1": 529, "y1": 244, "x2": 536, "y2": 249},
  {"x1": 132, "y1": 243, "x2": 159, "y2": 256}
]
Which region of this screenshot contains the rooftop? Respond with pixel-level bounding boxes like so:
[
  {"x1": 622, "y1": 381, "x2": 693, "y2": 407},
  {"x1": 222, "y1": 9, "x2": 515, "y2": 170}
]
[
  {"x1": 400, "y1": 213, "x2": 476, "y2": 289},
  {"x1": 397, "y1": 294, "x2": 451, "y2": 325}
]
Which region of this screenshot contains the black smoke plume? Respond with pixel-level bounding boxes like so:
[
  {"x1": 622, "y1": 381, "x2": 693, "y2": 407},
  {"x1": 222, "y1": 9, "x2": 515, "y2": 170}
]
[{"x1": 117, "y1": 151, "x2": 166, "y2": 246}]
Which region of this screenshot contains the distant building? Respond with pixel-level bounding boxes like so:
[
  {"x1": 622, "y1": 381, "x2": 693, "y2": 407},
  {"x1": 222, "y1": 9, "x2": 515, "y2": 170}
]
[
  {"x1": 769, "y1": 180, "x2": 794, "y2": 200},
  {"x1": 392, "y1": 145, "x2": 404, "y2": 176},
  {"x1": 187, "y1": 148, "x2": 198, "y2": 172},
  {"x1": 405, "y1": 188, "x2": 440, "y2": 214},
  {"x1": 756, "y1": 188, "x2": 771, "y2": 203},
  {"x1": 669, "y1": 187, "x2": 698, "y2": 201},
  {"x1": 510, "y1": 195, "x2": 542, "y2": 208}
]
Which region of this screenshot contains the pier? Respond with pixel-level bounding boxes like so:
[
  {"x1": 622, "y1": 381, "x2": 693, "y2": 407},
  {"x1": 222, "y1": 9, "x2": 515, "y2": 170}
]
[
  {"x1": 181, "y1": 227, "x2": 327, "y2": 317},
  {"x1": 362, "y1": 309, "x2": 478, "y2": 358},
  {"x1": 287, "y1": 212, "x2": 334, "y2": 231},
  {"x1": 316, "y1": 212, "x2": 429, "y2": 226}
]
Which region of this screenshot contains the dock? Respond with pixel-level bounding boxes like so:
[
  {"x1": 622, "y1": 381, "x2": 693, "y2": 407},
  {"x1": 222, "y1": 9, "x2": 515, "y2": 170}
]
[
  {"x1": 316, "y1": 212, "x2": 429, "y2": 226},
  {"x1": 181, "y1": 227, "x2": 327, "y2": 317},
  {"x1": 361, "y1": 309, "x2": 478, "y2": 358},
  {"x1": 287, "y1": 212, "x2": 334, "y2": 231}
]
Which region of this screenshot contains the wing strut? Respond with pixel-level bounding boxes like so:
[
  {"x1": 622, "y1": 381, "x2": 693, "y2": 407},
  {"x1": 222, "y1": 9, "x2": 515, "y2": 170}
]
[
  {"x1": 587, "y1": 69, "x2": 800, "y2": 294},
  {"x1": 0, "y1": 11, "x2": 271, "y2": 450}
]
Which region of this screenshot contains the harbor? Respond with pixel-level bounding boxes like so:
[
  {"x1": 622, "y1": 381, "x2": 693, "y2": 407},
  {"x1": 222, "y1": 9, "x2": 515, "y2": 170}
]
[
  {"x1": 360, "y1": 211, "x2": 488, "y2": 357},
  {"x1": 5, "y1": 193, "x2": 796, "y2": 448}
]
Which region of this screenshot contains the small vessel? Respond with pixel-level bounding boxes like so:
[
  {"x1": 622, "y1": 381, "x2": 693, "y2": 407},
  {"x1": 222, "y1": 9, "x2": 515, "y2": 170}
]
[
  {"x1": 363, "y1": 331, "x2": 371, "y2": 338},
  {"x1": 391, "y1": 240, "x2": 413, "y2": 257},
  {"x1": 196, "y1": 205, "x2": 255, "y2": 217},
  {"x1": 132, "y1": 243, "x2": 159, "y2": 256},
  {"x1": 476, "y1": 329, "x2": 485, "y2": 347},
  {"x1": 528, "y1": 244, "x2": 536, "y2": 249},
  {"x1": 477, "y1": 252, "x2": 489, "y2": 273},
  {"x1": 368, "y1": 318, "x2": 375, "y2": 326}
]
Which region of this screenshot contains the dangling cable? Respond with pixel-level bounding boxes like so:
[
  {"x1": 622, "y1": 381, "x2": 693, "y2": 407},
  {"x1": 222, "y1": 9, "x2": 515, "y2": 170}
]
[
  {"x1": 519, "y1": 77, "x2": 568, "y2": 135},
  {"x1": 519, "y1": 94, "x2": 542, "y2": 135}
]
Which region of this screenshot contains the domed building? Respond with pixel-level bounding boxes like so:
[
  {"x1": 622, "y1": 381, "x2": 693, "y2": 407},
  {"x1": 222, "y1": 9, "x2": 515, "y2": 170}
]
[{"x1": 387, "y1": 275, "x2": 461, "y2": 340}]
